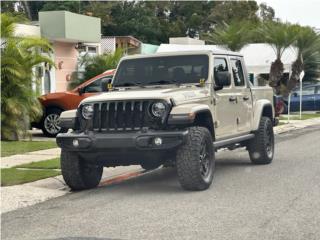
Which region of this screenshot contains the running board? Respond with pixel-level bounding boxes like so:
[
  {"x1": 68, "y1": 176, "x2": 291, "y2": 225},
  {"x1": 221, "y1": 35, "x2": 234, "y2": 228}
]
[{"x1": 213, "y1": 134, "x2": 255, "y2": 148}]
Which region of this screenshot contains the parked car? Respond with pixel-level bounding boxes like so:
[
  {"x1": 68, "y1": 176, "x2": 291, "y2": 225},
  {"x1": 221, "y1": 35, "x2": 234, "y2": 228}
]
[
  {"x1": 283, "y1": 84, "x2": 320, "y2": 113},
  {"x1": 32, "y1": 69, "x2": 115, "y2": 137},
  {"x1": 57, "y1": 51, "x2": 275, "y2": 191}
]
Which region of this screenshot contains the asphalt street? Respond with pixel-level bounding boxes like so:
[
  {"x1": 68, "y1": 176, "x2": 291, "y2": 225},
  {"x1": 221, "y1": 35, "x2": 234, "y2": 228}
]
[{"x1": 2, "y1": 125, "x2": 320, "y2": 240}]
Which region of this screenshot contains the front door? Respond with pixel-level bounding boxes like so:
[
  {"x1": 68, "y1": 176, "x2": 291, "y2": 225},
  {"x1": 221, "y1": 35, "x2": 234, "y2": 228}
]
[
  {"x1": 213, "y1": 57, "x2": 238, "y2": 139},
  {"x1": 230, "y1": 57, "x2": 252, "y2": 133}
]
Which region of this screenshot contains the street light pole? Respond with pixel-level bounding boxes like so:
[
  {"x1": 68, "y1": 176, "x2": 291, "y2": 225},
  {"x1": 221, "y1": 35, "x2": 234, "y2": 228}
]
[{"x1": 299, "y1": 71, "x2": 305, "y2": 120}]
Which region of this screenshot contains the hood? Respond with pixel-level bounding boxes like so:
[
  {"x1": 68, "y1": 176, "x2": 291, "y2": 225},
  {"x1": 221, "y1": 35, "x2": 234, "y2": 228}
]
[{"x1": 81, "y1": 86, "x2": 210, "y2": 105}]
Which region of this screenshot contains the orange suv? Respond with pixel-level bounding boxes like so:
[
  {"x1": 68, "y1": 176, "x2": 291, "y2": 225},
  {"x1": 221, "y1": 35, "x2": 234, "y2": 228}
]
[{"x1": 33, "y1": 69, "x2": 115, "y2": 137}]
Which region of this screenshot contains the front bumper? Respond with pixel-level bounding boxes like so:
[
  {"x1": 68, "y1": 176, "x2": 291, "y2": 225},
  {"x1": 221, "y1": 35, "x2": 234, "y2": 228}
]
[{"x1": 56, "y1": 129, "x2": 188, "y2": 152}]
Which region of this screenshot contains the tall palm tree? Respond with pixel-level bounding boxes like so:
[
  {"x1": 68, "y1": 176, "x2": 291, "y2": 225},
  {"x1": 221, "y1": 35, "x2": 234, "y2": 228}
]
[
  {"x1": 1, "y1": 14, "x2": 54, "y2": 140},
  {"x1": 258, "y1": 21, "x2": 296, "y2": 92},
  {"x1": 203, "y1": 20, "x2": 255, "y2": 52},
  {"x1": 287, "y1": 26, "x2": 320, "y2": 92}
]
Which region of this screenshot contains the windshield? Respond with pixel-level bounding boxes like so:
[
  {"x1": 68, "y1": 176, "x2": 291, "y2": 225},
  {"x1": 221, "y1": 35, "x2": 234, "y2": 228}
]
[{"x1": 113, "y1": 54, "x2": 209, "y2": 87}]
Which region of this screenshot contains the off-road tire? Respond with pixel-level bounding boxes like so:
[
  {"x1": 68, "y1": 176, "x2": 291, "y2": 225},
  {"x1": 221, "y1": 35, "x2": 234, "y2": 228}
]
[
  {"x1": 248, "y1": 117, "x2": 274, "y2": 164},
  {"x1": 61, "y1": 150, "x2": 103, "y2": 190},
  {"x1": 140, "y1": 160, "x2": 162, "y2": 171},
  {"x1": 41, "y1": 108, "x2": 67, "y2": 137},
  {"x1": 176, "y1": 126, "x2": 215, "y2": 191}
]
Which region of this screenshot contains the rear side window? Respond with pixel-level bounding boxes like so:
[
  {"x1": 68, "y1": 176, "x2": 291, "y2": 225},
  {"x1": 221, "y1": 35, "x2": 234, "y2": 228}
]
[{"x1": 231, "y1": 59, "x2": 245, "y2": 87}]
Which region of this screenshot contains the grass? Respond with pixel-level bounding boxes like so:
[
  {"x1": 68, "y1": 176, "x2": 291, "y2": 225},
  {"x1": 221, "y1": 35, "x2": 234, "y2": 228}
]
[
  {"x1": 16, "y1": 158, "x2": 61, "y2": 169},
  {"x1": 1, "y1": 168, "x2": 61, "y2": 186},
  {"x1": 1, "y1": 141, "x2": 57, "y2": 157},
  {"x1": 1, "y1": 158, "x2": 61, "y2": 186},
  {"x1": 279, "y1": 113, "x2": 320, "y2": 121}
]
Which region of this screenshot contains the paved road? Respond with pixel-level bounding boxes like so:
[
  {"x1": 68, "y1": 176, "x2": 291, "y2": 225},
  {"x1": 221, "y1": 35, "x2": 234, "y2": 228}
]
[{"x1": 2, "y1": 125, "x2": 320, "y2": 240}]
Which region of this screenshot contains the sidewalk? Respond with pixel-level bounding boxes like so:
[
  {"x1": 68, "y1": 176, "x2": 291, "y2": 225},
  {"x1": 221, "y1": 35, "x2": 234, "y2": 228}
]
[
  {"x1": 1, "y1": 148, "x2": 60, "y2": 168},
  {"x1": 275, "y1": 117, "x2": 320, "y2": 134}
]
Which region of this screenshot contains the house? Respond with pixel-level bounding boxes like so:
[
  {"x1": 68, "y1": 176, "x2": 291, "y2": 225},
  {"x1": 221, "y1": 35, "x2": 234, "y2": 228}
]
[
  {"x1": 101, "y1": 36, "x2": 159, "y2": 55},
  {"x1": 14, "y1": 11, "x2": 101, "y2": 94}
]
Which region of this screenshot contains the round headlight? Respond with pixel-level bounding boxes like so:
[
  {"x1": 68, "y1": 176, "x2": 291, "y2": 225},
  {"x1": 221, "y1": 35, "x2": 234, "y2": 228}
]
[
  {"x1": 151, "y1": 102, "x2": 167, "y2": 118},
  {"x1": 82, "y1": 104, "x2": 94, "y2": 120}
]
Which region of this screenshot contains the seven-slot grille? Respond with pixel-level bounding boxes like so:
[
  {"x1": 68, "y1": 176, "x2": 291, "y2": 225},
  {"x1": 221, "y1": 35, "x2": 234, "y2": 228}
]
[{"x1": 82, "y1": 100, "x2": 165, "y2": 132}]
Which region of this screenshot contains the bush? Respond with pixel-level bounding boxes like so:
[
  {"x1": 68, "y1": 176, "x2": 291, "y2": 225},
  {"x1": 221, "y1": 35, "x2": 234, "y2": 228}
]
[{"x1": 1, "y1": 14, "x2": 53, "y2": 140}]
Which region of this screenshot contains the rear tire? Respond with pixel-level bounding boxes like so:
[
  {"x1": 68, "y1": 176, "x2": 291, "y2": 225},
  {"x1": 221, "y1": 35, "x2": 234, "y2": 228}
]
[
  {"x1": 248, "y1": 117, "x2": 274, "y2": 164},
  {"x1": 61, "y1": 150, "x2": 103, "y2": 190},
  {"x1": 176, "y1": 127, "x2": 215, "y2": 191}
]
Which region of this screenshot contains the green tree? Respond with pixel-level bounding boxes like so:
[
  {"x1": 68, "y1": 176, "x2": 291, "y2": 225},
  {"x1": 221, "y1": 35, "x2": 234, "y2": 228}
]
[
  {"x1": 258, "y1": 21, "x2": 296, "y2": 93},
  {"x1": 68, "y1": 49, "x2": 123, "y2": 90},
  {"x1": 1, "y1": 13, "x2": 54, "y2": 140},
  {"x1": 287, "y1": 26, "x2": 320, "y2": 92},
  {"x1": 203, "y1": 20, "x2": 257, "y2": 51},
  {"x1": 259, "y1": 3, "x2": 275, "y2": 21}
]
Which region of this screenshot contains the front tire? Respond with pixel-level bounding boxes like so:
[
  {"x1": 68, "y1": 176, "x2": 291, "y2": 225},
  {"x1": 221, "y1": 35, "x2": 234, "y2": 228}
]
[
  {"x1": 248, "y1": 117, "x2": 274, "y2": 164},
  {"x1": 41, "y1": 108, "x2": 66, "y2": 137},
  {"x1": 176, "y1": 127, "x2": 215, "y2": 191},
  {"x1": 61, "y1": 150, "x2": 103, "y2": 190}
]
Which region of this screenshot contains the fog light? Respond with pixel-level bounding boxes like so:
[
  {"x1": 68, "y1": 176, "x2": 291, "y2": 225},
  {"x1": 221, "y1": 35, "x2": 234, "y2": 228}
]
[
  {"x1": 73, "y1": 139, "x2": 79, "y2": 147},
  {"x1": 154, "y1": 137, "x2": 162, "y2": 146}
]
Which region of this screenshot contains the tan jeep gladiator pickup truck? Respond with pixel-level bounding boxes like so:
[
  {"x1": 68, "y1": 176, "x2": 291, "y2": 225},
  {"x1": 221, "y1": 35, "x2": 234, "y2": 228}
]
[{"x1": 56, "y1": 50, "x2": 275, "y2": 191}]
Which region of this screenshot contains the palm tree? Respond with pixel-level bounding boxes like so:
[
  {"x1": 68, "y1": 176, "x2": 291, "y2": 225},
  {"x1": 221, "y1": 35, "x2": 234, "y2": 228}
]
[
  {"x1": 203, "y1": 20, "x2": 256, "y2": 52},
  {"x1": 258, "y1": 21, "x2": 296, "y2": 92},
  {"x1": 1, "y1": 13, "x2": 53, "y2": 140},
  {"x1": 287, "y1": 26, "x2": 320, "y2": 92}
]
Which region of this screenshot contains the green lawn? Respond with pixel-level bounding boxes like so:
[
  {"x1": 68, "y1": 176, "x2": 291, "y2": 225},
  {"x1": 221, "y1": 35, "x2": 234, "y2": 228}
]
[
  {"x1": 1, "y1": 158, "x2": 61, "y2": 186},
  {"x1": 279, "y1": 113, "x2": 320, "y2": 121},
  {"x1": 16, "y1": 158, "x2": 61, "y2": 169},
  {"x1": 1, "y1": 141, "x2": 57, "y2": 157},
  {"x1": 1, "y1": 168, "x2": 61, "y2": 186}
]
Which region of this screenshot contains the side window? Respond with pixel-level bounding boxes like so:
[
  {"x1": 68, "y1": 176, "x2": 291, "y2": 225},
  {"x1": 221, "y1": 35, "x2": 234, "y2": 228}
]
[
  {"x1": 214, "y1": 58, "x2": 230, "y2": 86},
  {"x1": 298, "y1": 87, "x2": 315, "y2": 96},
  {"x1": 231, "y1": 59, "x2": 245, "y2": 87},
  {"x1": 84, "y1": 77, "x2": 112, "y2": 93}
]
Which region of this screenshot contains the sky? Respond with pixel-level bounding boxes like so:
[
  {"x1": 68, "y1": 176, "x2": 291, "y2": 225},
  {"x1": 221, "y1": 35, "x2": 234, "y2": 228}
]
[{"x1": 256, "y1": 0, "x2": 320, "y2": 29}]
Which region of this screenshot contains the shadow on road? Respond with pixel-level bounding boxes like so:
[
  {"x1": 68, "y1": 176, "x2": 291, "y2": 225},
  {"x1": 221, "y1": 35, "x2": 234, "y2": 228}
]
[{"x1": 91, "y1": 155, "x2": 253, "y2": 195}]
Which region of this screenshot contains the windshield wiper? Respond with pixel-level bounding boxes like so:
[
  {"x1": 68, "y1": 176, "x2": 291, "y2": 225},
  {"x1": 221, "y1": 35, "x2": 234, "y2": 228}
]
[
  {"x1": 117, "y1": 82, "x2": 145, "y2": 88},
  {"x1": 150, "y1": 80, "x2": 180, "y2": 86}
]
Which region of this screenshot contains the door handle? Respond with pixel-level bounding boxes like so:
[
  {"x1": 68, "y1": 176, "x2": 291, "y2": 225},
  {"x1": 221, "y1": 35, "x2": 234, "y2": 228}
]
[
  {"x1": 229, "y1": 96, "x2": 237, "y2": 102},
  {"x1": 243, "y1": 96, "x2": 250, "y2": 101}
]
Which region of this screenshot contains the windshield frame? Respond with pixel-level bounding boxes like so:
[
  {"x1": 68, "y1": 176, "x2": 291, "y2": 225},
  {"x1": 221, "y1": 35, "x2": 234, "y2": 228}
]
[{"x1": 112, "y1": 53, "x2": 210, "y2": 88}]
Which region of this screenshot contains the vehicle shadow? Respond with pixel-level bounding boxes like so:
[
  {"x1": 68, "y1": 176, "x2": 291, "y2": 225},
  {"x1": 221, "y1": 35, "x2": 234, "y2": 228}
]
[{"x1": 94, "y1": 155, "x2": 254, "y2": 195}]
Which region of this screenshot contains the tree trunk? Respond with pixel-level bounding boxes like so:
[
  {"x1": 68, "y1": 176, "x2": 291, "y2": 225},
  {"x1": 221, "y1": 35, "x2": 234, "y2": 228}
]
[
  {"x1": 21, "y1": 1, "x2": 32, "y2": 20},
  {"x1": 287, "y1": 57, "x2": 303, "y2": 93},
  {"x1": 269, "y1": 58, "x2": 284, "y2": 94}
]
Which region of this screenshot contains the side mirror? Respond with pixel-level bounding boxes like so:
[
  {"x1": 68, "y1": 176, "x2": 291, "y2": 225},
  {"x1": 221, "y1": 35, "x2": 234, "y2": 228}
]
[
  {"x1": 214, "y1": 71, "x2": 231, "y2": 91},
  {"x1": 101, "y1": 77, "x2": 112, "y2": 92},
  {"x1": 78, "y1": 87, "x2": 85, "y2": 95}
]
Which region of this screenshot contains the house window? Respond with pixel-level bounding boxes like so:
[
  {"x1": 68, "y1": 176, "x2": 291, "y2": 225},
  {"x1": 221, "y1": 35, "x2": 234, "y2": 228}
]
[{"x1": 88, "y1": 46, "x2": 97, "y2": 53}]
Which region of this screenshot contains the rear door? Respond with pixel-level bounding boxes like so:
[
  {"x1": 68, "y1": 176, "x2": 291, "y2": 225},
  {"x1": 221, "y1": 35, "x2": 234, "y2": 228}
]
[
  {"x1": 291, "y1": 86, "x2": 316, "y2": 111},
  {"x1": 213, "y1": 56, "x2": 238, "y2": 138},
  {"x1": 315, "y1": 86, "x2": 320, "y2": 111},
  {"x1": 229, "y1": 57, "x2": 253, "y2": 133}
]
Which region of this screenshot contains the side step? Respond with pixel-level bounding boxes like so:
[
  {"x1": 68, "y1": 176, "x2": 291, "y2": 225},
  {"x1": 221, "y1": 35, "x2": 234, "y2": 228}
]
[{"x1": 213, "y1": 134, "x2": 255, "y2": 149}]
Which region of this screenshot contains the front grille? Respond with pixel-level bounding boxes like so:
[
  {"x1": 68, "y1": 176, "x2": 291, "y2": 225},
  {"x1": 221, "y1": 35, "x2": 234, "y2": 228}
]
[{"x1": 80, "y1": 100, "x2": 168, "y2": 132}]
